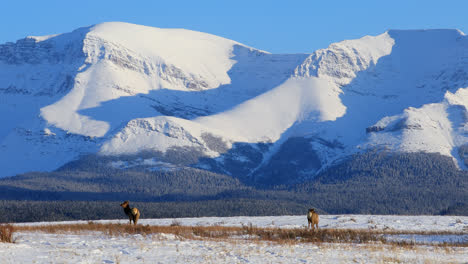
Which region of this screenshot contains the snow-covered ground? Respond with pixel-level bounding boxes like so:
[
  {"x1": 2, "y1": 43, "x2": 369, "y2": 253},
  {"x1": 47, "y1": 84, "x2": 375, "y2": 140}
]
[
  {"x1": 15, "y1": 214, "x2": 468, "y2": 232},
  {"x1": 3, "y1": 214, "x2": 467, "y2": 263},
  {"x1": 2, "y1": 232, "x2": 467, "y2": 264}
]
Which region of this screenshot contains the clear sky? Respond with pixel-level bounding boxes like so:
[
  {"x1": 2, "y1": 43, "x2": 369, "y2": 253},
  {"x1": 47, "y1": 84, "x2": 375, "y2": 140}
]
[{"x1": 2, "y1": 0, "x2": 467, "y2": 54}]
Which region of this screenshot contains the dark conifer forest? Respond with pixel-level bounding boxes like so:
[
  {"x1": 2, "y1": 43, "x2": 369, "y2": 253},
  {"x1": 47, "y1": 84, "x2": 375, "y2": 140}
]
[{"x1": 0, "y1": 151, "x2": 466, "y2": 222}]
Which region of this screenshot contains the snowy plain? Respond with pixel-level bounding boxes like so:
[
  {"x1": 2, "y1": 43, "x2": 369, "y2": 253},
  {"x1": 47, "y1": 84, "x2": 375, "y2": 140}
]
[{"x1": 2, "y1": 214, "x2": 467, "y2": 263}]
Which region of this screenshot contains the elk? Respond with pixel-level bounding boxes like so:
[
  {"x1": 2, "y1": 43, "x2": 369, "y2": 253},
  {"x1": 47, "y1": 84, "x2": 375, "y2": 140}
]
[
  {"x1": 120, "y1": 201, "x2": 140, "y2": 225},
  {"x1": 307, "y1": 208, "x2": 319, "y2": 231}
]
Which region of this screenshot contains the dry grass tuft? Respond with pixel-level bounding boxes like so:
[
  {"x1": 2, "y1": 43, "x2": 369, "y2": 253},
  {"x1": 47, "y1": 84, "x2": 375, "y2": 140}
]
[
  {"x1": 0, "y1": 224, "x2": 15, "y2": 243},
  {"x1": 12, "y1": 223, "x2": 468, "y2": 247}
]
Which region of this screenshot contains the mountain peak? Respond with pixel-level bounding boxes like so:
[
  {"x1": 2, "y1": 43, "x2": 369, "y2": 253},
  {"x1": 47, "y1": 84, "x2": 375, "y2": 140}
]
[{"x1": 2, "y1": 23, "x2": 468, "y2": 179}]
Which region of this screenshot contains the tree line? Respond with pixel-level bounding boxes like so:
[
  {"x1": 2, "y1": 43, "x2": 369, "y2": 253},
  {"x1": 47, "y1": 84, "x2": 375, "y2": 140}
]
[{"x1": 0, "y1": 150, "x2": 466, "y2": 222}]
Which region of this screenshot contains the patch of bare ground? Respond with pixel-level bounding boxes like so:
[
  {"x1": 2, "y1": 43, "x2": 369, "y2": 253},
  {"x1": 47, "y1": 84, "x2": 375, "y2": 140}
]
[{"x1": 12, "y1": 222, "x2": 468, "y2": 247}]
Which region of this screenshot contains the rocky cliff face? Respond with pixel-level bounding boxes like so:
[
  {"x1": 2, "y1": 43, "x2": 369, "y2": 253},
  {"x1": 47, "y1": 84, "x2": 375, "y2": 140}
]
[{"x1": 1, "y1": 23, "x2": 468, "y2": 180}]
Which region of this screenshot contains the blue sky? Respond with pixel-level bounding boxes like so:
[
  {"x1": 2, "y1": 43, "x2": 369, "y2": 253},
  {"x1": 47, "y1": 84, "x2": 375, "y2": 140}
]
[{"x1": 2, "y1": 0, "x2": 466, "y2": 53}]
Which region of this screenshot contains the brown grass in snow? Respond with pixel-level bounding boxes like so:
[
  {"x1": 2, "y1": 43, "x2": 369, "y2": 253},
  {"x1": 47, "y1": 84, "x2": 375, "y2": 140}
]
[{"x1": 12, "y1": 222, "x2": 468, "y2": 247}]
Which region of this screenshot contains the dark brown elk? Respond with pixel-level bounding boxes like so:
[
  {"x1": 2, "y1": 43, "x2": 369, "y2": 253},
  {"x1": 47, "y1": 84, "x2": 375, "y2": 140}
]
[{"x1": 120, "y1": 201, "x2": 140, "y2": 225}]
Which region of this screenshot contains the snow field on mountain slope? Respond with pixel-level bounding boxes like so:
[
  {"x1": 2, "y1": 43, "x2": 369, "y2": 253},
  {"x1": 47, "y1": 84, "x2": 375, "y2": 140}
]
[
  {"x1": 89, "y1": 22, "x2": 239, "y2": 87},
  {"x1": 364, "y1": 87, "x2": 468, "y2": 166},
  {"x1": 4, "y1": 215, "x2": 468, "y2": 264},
  {"x1": 101, "y1": 76, "x2": 348, "y2": 155},
  {"x1": 39, "y1": 21, "x2": 245, "y2": 138},
  {"x1": 99, "y1": 116, "x2": 228, "y2": 156},
  {"x1": 3, "y1": 23, "x2": 468, "y2": 178},
  {"x1": 195, "y1": 77, "x2": 346, "y2": 142}
]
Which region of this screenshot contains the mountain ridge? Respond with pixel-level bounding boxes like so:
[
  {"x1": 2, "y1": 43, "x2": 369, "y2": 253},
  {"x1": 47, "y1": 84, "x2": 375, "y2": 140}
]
[{"x1": 1, "y1": 22, "x2": 468, "y2": 179}]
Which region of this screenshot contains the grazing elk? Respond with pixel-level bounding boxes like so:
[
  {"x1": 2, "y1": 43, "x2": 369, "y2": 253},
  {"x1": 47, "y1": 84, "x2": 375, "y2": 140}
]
[
  {"x1": 307, "y1": 208, "x2": 319, "y2": 231},
  {"x1": 120, "y1": 201, "x2": 140, "y2": 225}
]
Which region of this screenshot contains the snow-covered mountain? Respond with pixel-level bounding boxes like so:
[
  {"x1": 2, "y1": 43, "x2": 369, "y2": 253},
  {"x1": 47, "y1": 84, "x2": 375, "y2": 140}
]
[{"x1": 2, "y1": 22, "x2": 468, "y2": 179}]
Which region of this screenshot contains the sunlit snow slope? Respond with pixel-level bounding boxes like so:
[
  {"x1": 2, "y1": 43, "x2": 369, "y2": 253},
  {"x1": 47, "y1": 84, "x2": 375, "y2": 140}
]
[{"x1": 1, "y1": 22, "x2": 468, "y2": 178}]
